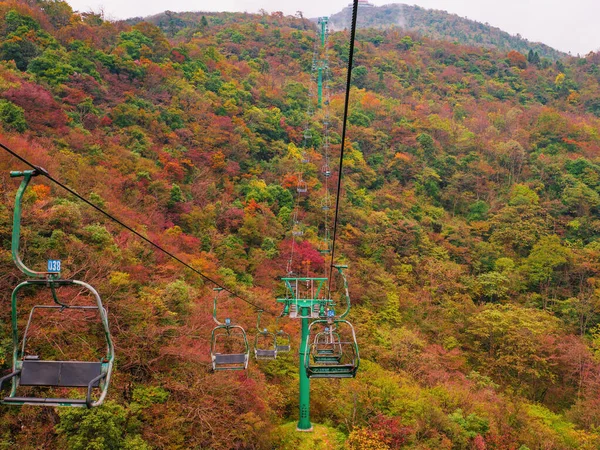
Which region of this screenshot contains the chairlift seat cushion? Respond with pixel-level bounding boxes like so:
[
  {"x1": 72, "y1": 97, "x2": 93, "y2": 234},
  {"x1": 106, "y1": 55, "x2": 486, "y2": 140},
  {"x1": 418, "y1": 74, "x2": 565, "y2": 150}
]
[
  {"x1": 255, "y1": 349, "x2": 277, "y2": 359},
  {"x1": 20, "y1": 361, "x2": 102, "y2": 387},
  {"x1": 276, "y1": 345, "x2": 291, "y2": 352},
  {"x1": 214, "y1": 353, "x2": 247, "y2": 365}
]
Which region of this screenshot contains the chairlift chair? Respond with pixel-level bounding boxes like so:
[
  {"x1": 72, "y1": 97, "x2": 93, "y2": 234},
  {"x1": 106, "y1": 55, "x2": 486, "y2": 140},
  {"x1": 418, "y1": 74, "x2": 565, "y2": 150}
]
[
  {"x1": 318, "y1": 237, "x2": 331, "y2": 255},
  {"x1": 276, "y1": 330, "x2": 291, "y2": 353},
  {"x1": 304, "y1": 320, "x2": 359, "y2": 379},
  {"x1": 253, "y1": 311, "x2": 277, "y2": 361},
  {"x1": 210, "y1": 289, "x2": 249, "y2": 371},
  {"x1": 297, "y1": 180, "x2": 308, "y2": 194},
  {"x1": 1, "y1": 170, "x2": 114, "y2": 408},
  {"x1": 312, "y1": 327, "x2": 343, "y2": 363},
  {"x1": 292, "y1": 221, "x2": 304, "y2": 237}
]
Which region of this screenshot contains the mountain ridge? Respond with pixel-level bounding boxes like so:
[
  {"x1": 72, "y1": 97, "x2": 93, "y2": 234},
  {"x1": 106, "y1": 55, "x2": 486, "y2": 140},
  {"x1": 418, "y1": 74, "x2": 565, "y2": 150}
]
[{"x1": 326, "y1": 3, "x2": 566, "y2": 60}]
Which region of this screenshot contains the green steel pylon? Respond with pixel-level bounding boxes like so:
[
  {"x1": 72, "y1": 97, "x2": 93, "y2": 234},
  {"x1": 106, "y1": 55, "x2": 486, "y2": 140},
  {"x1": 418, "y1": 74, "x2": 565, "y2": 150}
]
[
  {"x1": 316, "y1": 17, "x2": 328, "y2": 109},
  {"x1": 276, "y1": 266, "x2": 357, "y2": 432}
]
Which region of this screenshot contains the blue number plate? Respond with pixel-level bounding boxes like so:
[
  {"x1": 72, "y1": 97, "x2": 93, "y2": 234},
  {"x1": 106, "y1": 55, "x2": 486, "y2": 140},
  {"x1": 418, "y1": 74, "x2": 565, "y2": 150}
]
[{"x1": 47, "y1": 260, "x2": 61, "y2": 273}]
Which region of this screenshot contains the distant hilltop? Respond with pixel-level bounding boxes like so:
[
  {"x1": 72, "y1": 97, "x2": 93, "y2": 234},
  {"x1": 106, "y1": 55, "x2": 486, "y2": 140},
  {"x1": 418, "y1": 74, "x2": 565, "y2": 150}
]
[{"x1": 327, "y1": 3, "x2": 565, "y2": 60}]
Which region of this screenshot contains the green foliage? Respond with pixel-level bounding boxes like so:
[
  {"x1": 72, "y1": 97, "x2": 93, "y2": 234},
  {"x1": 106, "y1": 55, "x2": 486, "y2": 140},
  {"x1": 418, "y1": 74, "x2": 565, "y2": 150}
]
[
  {"x1": 169, "y1": 183, "x2": 183, "y2": 201},
  {"x1": 0, "y1": 100, "x2": 27, "y2": 132},
  {"x1": 467, "y1": 304, "x2": 560, "y2": 397},
  {"x1": 118, "y1": 30, "x2": 153, "y2": 60},
  {"x1": 448, "y1": 408, "x2": 489, "y2": 438},
  {"x1": 509, "y1": 184, "x2": 539, "y2": 206},
  {"x1": 132, "y1": 385, "x2": 169, "y2": 408},
  {"x1": 164, "y1": 279, "x2": 192, "y2": 316},
  {"x1": 523, "y1": 235, "x2": 570, "y2": 287},
  {"x1": 275, "y1": 423, "x2": 346, "y2": 450},
  {"x1": 28, "y1": 48, "x2": 75, "y2": 84},
  {"x1": 83, "y1": 224, "x2": 113, "y2": 247},
  {"x1": 0, "y1": 10, "x2": 50, "y2": 70},
  {"x1": 467, "y1": 200, "x2": 489, "y2": 222},
  {"x1": 56, "y1": 402, "x2": 128, "y2": 450}
]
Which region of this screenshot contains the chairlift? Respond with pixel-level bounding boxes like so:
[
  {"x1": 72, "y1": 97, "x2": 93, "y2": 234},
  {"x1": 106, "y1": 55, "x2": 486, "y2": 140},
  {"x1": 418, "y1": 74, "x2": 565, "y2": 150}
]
[
  {"x1": 318, "y1": 237, "x2": 331, "y2": 255},
  {"x1": 297, "y1": 180, "x2": 308, "y2": 194},
  {"x1": 276, "y1": 330, "x2": 291, "y2": 352},
  {"x1": 0, "y1": 170, "x2": 114, "y2": 408},
  {"x1": 292, "y1": 221, "x2": 304, "y2": 237},
  {"x1": 304, "y1": 319, "x2": 359, "y2": 378},
  {"x1": 254, "y1": 311, "x2": 277, "y2": 361},
  {"x1": 312, "y1": 326, "x2": 343, "y2": 363},
  {"x1": 210, "y1": 288, "x2": 249, "y2": 371}
]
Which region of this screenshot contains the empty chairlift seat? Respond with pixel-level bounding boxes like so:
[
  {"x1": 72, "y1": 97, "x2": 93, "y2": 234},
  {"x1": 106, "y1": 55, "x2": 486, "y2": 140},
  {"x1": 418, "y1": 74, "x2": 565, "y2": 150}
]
[
  {"x1": 210, "y1": 289, "x2": 250, "y2": 371},
  {"x1": 304, "y1": 320, "x2": 359, "y2": 379}
]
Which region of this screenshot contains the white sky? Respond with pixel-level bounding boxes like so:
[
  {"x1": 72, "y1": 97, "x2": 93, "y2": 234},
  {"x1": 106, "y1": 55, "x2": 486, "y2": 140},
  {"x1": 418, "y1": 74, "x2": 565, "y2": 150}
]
[{"x1": 66, "y1": 0, "x2": 600, "y2": 55}]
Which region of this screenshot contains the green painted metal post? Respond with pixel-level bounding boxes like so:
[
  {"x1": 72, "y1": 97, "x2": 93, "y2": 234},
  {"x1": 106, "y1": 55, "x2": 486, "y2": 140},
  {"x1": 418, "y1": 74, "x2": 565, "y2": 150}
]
[
  {"x1": 319, "y1": 17, "x2": 327, "y2": 48},
  {"x1": 317, "y1": 17, "x2": 328, "y2": 109},
  {"x1": 297, "y1": 309, "x2": 312, "y2": 431}
]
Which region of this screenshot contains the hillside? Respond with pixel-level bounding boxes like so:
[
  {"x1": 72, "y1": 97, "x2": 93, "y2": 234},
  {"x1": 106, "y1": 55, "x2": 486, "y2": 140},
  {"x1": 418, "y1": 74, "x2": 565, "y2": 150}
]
[
  {"x1": 329, "y1": 3, "x2": 566, "y2": 60},
  {"x1": 1, "y1": 1, "x2": 600, "y2": 449}
]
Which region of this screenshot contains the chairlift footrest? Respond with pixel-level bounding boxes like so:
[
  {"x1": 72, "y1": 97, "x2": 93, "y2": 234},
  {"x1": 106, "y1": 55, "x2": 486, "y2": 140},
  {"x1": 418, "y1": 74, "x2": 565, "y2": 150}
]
[{"x1": 3, "y1": 396, "x2": 88, "y2": 406}]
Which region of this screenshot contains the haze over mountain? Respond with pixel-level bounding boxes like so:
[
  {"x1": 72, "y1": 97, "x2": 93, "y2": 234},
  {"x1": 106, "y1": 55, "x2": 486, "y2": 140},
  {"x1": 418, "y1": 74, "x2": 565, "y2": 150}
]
[{"x1": 328, "y1": 3, "x2": 565, "y2": 60}]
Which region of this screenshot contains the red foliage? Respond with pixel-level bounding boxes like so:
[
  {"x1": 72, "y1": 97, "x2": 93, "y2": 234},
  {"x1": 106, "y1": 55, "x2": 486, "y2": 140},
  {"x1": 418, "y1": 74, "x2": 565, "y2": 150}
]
[
  {"x1": 217, "y1": 208, "x2": 245, "y2": 232},
  {"x1": 164, "y1": 161, "x2": 185, "y2": 182},
  {"x1": 2, "y1": 82, "x2": 68, "y2": 134},
  {"x1": 99, "y1": 116, "x2": 112, "y2": 127},
  {"x1": 170, "y1": 49, "x2": 186, "y2": 63},
  {"x1": 507, "y1": 50, "x2": 527, "y2": 69},
  {"x1": 279, "y1": 240, "x2": 325, "y2": 274},
  {"x1": 368, "y1": 414, "x2": 413, "y2": 448}
]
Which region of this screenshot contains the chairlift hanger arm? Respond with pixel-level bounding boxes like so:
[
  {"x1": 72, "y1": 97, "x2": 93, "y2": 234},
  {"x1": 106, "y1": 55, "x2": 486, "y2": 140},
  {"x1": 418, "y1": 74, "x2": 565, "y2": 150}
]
[
  {"x1": 10, "y1": 170, "x2": 59, "y2": 279},
  {"x1": 212, "y1": 287, "x2": 225, "y2": 326},
  {"x1": 333, "y1": 265, "x2": 350, "y2": 319}
]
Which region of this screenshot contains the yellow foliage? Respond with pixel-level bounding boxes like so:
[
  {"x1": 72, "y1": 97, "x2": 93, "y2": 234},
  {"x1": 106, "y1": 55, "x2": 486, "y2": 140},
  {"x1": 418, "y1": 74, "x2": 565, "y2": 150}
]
[
  {"x1": 165, "y1": 225, "x2": 182, "y2": 236},
  {"x1": 347, "y1": 428, "x2": 390, "y2": 450},
  {"x1": 109, "y1": 271, "x2": 131, "y2": 287}
]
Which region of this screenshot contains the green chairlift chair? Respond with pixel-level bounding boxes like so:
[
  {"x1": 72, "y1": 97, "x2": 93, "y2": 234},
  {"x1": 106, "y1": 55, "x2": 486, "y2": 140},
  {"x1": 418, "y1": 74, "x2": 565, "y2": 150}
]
[
  {"x1": 0, "y1": 169, "x2": 114, "y2": 408},
  {"x1": 303, "y1": 266, "x2": 359, "y2": 379}
]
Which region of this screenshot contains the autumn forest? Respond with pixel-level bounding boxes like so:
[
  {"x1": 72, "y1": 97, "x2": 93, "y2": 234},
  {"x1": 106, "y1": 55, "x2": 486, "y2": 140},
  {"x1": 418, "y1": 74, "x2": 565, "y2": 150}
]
[{"x1": 2, "y1": 0, "x2": 600, "y2": 448}]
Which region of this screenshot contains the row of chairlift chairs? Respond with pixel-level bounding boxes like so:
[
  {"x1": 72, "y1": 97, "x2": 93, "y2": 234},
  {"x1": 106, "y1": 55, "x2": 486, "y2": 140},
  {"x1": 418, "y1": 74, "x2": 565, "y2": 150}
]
[
  {"x1": 1, "y1": 170, "x2": 357, "y2": 410},
  {"x1": 211, "y1": 281, "x2": 359, "y2": 379},
  {"x1": 210, "y1": 289, "x2": 291, "y2": 371}
]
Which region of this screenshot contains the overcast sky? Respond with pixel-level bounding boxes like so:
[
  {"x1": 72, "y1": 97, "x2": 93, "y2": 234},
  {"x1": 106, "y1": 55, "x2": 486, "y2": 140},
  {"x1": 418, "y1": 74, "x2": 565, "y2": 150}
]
[{"x1": 66, "y1": 0, "x2": 600, "y2": 55}]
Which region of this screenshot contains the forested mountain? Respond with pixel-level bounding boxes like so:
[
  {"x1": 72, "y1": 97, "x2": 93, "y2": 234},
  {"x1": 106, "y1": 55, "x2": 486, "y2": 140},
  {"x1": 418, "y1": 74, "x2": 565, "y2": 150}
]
[
  {"x1": 2, "y1": 0, "x2": 600, "y2": 448},
  {"x1": 329, "y1": 3, "x2": 566, "y2": 60}
]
